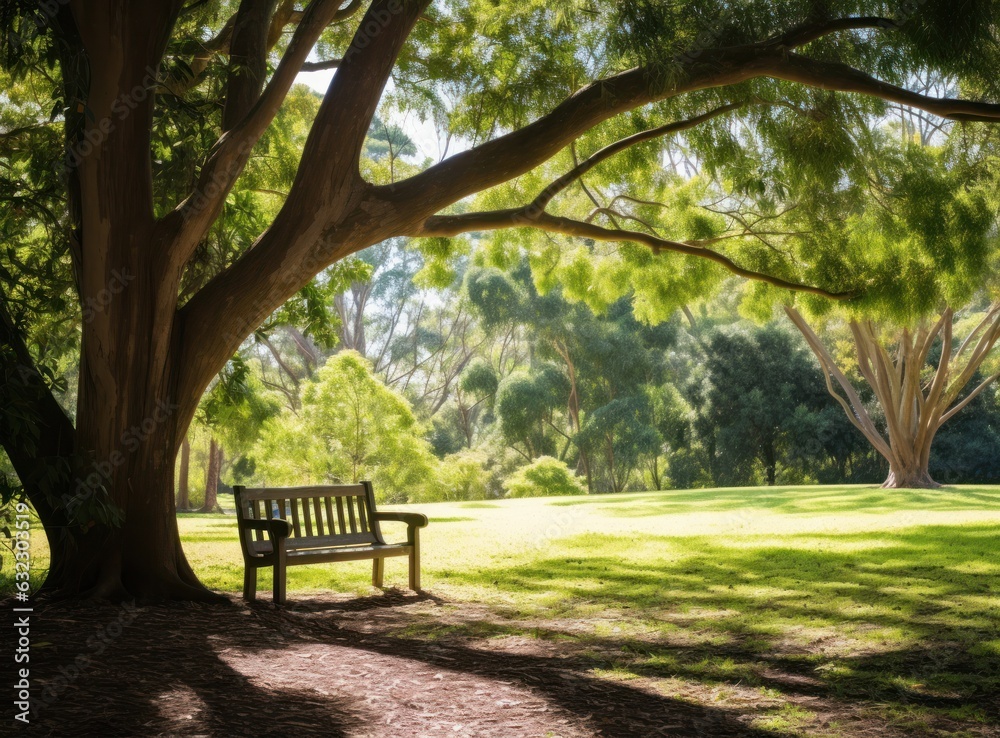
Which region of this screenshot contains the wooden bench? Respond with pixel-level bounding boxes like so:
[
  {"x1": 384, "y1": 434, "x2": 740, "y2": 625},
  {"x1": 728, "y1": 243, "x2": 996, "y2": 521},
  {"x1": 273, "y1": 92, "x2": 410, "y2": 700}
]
[{"x1": 233, "y1": 482, "x2": 428, "y2": 604}]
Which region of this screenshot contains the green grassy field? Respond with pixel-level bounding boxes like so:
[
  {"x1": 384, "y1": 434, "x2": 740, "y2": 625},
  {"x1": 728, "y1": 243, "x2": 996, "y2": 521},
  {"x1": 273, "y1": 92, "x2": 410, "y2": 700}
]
[
  {"x1": 6, "y1": 484, "x2": 1000, "y2": 735},
  {"x1": 172, "y1": 485, "x2": 1000, "y2": 734}
]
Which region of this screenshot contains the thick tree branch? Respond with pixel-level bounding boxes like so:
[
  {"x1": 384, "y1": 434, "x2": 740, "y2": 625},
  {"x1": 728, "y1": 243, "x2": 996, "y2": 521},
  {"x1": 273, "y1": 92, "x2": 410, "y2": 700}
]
[
  {"x1": 162, "y1": 0, "x2": 350, "y2": 266},
  {"x1": 0, "y1": 293, "x2": 76, "y2": 544},
  {"x1": 418, "y1": 209, "x2": 853, "y2": 300},
  {"x1": 765, "y1": 51, "x2": 1000, "y2": 122},
  {"x1": 173, "y1": 0, "x2": 430, "y2": 439},
  {"x1": 222, "y1": 0, "x2": 278, "y2": 133},
  {"x1": 378, "y1": 46, "x2": 1000, "y2": 227}
]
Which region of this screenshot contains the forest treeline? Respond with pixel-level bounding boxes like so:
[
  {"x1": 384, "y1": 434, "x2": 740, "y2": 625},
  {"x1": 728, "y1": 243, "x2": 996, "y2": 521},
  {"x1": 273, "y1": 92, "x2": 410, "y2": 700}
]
[{"x1": 176, "y1": 239, "x2": 1000, "y2": 506}]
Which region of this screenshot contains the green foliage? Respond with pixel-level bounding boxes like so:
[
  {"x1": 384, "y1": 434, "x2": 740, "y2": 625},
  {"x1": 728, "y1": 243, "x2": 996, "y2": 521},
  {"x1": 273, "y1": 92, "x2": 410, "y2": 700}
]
[
  {"x1": 503, "y1": 455, "x2": 586, "y2": 498},
  {"x1": 692, "y1": 323, "x2": 851, "y2": 486},
  {"x1": 577, "y1": 395, "x2": 663, "y2": 492},
  {"x1": 494, "y1": 368, "x2": 564, "y2": 458},
  {"x1": 459, "y1": 357, "x2": 500, "y2": 400},
  {"x1": 418, "y1": 449, "x2": 493, "y2": 502},
  {"x1": 250, "y1": 351, "x2": 435, "y2": 502}
]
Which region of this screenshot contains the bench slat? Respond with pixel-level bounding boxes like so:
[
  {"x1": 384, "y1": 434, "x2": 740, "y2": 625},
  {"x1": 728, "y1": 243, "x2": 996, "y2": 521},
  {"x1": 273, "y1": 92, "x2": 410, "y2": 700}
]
[
  {"x1": 253, "y1": 500, "x2": 263, "y2": 544},
  {"x1": 357, "y1": 495, "x2": 369, "y2": 533},
  {"x1": 238, "y1": 484, "x2": 366, "y2": 501},
  {"x1": 286, "y1": 543, "x2": 411, "y2": 564},
  {"x1": 335, "y1": 496, "x2": 346, "y2": 534},
  {"x1": 252, "y1": 531, "x2": 378, "y2": 554},
  {"x1": 289, "y1": 498, "x2": 301, "y2": 537},
  {"x1": 325, "y1": 497, "x2": 335, "y2": 534},
  {"x1": 302, "y1": 496, "x2": 313, "y2": 537},
  {"x1": 346, "y1": 495, "x2": 358, "y2": 533},
  {"x1": 313, "y1": 498, "x2": 325, "y2": 536}
]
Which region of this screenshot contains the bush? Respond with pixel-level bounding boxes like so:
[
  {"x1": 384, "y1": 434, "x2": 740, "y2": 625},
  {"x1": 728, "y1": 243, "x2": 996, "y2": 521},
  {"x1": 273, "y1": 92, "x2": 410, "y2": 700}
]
[
  {"x1": 504, "y1": 456, "x2": 586, "y2": 498},
  {"x1": 413, "y1": 450, "x2": 492, "y2": 502}
]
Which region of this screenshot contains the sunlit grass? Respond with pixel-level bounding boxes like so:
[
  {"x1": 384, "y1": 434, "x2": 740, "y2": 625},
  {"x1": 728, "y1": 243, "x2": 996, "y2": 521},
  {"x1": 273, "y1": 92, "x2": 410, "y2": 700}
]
[{"x1": 5, "y1": 483, "x2": 999, "y2": 734}]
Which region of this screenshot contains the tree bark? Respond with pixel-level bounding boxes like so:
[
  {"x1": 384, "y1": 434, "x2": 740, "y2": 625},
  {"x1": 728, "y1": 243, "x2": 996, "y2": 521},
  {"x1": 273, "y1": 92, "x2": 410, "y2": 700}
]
[{"x1": 785, "y1": 305, "x2": 1000, "y2": 490}]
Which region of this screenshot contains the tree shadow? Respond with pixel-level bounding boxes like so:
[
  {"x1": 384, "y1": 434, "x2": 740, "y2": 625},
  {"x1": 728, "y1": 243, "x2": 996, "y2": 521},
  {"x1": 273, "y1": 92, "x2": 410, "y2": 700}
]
[
  {"x1": 12, "y1": 593, "x2": 786, "y2": 737},
  {"x1": 436, "y1": 523, "x2": 1000, "y2": 726},
  {"x1": 14, "y1": 601, "x2": 358, "y2": 737}
]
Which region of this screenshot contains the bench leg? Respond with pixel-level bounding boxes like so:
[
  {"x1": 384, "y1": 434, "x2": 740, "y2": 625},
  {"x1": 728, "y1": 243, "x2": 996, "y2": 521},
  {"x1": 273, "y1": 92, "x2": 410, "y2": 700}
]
[
  {"x1": 243, "y1": 566, "x2": 257, "y2": 602},
  {"x1": 273, "y1": 548, "x2": 287, "y2": 605},
  {"x1": 372, "y1": 557, "x2": 384, "y2": 588},
  {"x1": 409, "y1": 530, "x2": 421, "y2": 591}
]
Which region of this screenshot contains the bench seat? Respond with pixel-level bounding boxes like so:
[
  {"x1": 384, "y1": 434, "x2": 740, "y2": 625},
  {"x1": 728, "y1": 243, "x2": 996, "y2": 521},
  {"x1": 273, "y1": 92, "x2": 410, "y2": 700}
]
[{"x1": 233, "y1": 482, "x2": 427, "y2": 604}]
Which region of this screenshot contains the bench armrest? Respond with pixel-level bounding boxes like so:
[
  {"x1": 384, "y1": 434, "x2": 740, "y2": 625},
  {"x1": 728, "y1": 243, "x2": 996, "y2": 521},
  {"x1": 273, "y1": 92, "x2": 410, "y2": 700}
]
[
  {"x1": 242, "y1": 518, "x2": 292, "y2": 539},
  {"x1": 372, "y1": 511, "x2": 428, "y2": 528}
]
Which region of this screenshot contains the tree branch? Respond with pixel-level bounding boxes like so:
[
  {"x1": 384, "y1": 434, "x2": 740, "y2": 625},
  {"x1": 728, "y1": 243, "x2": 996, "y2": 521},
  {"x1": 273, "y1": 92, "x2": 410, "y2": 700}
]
[
  {"x1": 222, "y1": 0, "x2": 279, "y2": 133},
  {"x1": 378, "y1": 46, "x2": 1000, "y2": 228},
  {"x1": 300, "y1": 58, "x2": 343, "y2": 71},
  {"x1": 784, "y1": 306, "x2": 893, "y2": 460},
  {"x1": 418, "y1": 209, "x2": 853, "y2": 299},
  {"x1": 528, "y1": 102, "x2": 748, "y2": 214},
  {"x1": 173, "y1": 0, "x2": 430, "y2": 438},
  {"x1": 162, "y1": 0, "x2": 351, "y2": 267}
]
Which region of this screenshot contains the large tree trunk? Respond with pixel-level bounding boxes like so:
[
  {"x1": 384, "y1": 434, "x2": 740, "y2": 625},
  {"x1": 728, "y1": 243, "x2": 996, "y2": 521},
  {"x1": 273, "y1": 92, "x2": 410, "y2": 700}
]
[
  {"x1": 785, "y1": 305, "x2": 1000, "y2": 490},
  {"x1": 883, "y1": 464, "x2": 939, "y2": 490},
  {"x1": 177, "y1": 437, "x2": 191, "y2": 510}
]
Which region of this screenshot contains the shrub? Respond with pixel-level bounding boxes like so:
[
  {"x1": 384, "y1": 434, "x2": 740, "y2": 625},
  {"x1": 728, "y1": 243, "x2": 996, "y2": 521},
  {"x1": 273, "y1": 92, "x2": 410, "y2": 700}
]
[
  {"x1": 413, "y1": 450, "x2": 492, "y2": 502},
  {"x1": 504, "y1": 456, "x2": 586, "y2": 498}
]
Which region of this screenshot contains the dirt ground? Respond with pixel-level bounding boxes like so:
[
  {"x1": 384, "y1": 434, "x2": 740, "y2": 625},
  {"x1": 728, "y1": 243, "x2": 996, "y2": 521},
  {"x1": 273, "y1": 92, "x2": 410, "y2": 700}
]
[{"x1": 4, "y1": 591, "x2": 996, "y2": 737}]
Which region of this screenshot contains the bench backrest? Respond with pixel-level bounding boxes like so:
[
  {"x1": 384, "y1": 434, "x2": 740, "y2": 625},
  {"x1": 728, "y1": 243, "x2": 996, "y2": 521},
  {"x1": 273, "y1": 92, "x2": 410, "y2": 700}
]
[{"x1": 233, "y1": 482, "x2": 385, "y2": 557}]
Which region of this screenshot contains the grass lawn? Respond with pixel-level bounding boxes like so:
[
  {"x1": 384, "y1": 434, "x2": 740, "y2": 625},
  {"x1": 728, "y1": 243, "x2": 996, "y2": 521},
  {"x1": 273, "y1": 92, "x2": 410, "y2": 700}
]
[
  {"x1": 7, "y1": 484, "x2": 999, "y2": 735},
  {"x1": 174, "y1": 484, "x2": 1000, "y2": 735}
]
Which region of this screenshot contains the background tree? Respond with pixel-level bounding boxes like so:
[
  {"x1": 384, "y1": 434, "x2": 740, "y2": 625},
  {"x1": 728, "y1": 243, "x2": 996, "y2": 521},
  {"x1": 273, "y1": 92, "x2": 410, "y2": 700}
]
[
  {"x1": 780, "y1": 132, "x2": 1000, "y2": 488},
  {"x1": 250, "y1": 351, "x2": 435, "y2": 502},
  {"x1": 787, "y1": 302, "x2": 1000, "y2": 488},
  {"x1": 692, "y1": 324, "x2": 836, "y2": 486}
]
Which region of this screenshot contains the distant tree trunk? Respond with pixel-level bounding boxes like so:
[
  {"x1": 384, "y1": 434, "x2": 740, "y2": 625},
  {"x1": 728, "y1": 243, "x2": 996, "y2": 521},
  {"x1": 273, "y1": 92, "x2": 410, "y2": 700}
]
[
  {"x1": 764, "y1": 445, "x2": 777, "y2": 486},
  {"x1": 177, "y1": 437, "x2": 191, "y2": 510},
  {"x1": 648, "y1": 454, "x2": 663, "y2": 491},
  {"x1": 200, "y1": 438, "x2": 222, "y2": 513},
  {"x1": 786, "y1": 305, "x2": 1000, "y2": 490},
  {"x1": 555, "y1": 341, "x2": 593, "y2": 493}
]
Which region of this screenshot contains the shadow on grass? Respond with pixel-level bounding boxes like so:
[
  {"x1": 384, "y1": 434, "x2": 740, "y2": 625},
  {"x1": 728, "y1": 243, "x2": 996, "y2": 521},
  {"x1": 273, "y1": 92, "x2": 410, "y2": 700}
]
[{"x1": 435, "y1": 523, "x2": 999, "y2": 725}]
